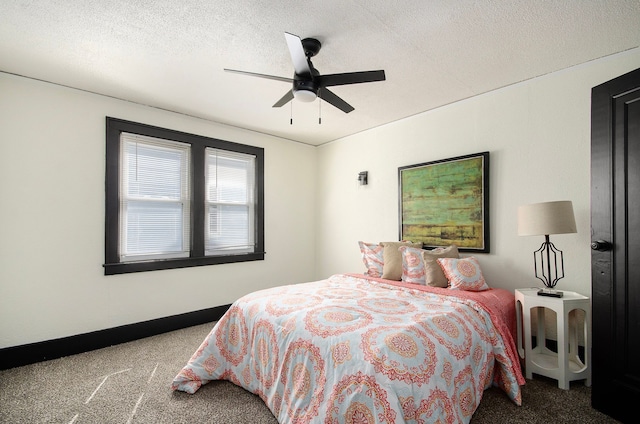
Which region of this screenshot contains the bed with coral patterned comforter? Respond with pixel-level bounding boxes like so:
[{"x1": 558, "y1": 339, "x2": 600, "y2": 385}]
[{"x1": 172, "y1": 273, "x2": 525, "y2": 423}]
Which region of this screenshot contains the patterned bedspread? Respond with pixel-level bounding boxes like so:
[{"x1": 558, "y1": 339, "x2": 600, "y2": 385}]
[{"x1": 172, "y1": 274, "x2": 525, "y2": 423}]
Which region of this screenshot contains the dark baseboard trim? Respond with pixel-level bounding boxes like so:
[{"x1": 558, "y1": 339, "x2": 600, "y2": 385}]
[{"x1": 0, "y1": 304, "x2": 231, "y2": 370}]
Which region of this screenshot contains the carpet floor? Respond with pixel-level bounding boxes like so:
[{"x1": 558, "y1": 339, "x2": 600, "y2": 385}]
[{"x1": 0, "y1": 322, "x2": 620, "y2": 423}]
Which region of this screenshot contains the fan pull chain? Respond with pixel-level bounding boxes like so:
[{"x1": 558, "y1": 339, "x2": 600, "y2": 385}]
[
  {"x1": 290, "y1": 100, "x2": 293, "y2": 125},
  {"x1": 318, "y1": 90, "x2": 322, "y2": 124}
]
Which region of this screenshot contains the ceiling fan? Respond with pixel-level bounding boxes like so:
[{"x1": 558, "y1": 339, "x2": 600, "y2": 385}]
[{"x1": 224, "y1": 32, "x2": 386, "y2": 114}]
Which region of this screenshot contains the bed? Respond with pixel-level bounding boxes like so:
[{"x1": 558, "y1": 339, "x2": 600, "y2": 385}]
[{"x1": 172, "y1": 271, "x2": 525, "y2": 423}]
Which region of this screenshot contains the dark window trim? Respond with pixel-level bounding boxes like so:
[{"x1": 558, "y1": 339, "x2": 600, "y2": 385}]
[{"x1": 105, "y1": 117, "x2": 264, "y2": 275}]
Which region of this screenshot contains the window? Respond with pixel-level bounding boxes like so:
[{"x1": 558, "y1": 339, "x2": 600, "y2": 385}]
[
  {"x1": 105, "y1": 117, "x2": 264, "y2": 275},
  {"x1": 205, "y1": 149, "x2": 256, "y2": 255},
  {"x1": 120, "y1": 134, "x2": 191, "y2": 262}
]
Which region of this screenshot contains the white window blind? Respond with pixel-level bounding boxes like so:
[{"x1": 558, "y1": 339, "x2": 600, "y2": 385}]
[
  {"x1": 120, "y1": 133, "x2": 190, "y2": 261},
  {"x1": 205, "y1": 148, "x2": 256, "y2": 255}
]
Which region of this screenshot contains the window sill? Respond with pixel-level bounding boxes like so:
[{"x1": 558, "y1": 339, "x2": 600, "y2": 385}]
[{"x1": 104, "y1": 252, "x2": 265, "y2": 275}]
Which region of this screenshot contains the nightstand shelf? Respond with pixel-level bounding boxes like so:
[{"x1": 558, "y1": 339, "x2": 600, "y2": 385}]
[{"x1": 515, "y1": 288, "x2": 591, "y2": 389}]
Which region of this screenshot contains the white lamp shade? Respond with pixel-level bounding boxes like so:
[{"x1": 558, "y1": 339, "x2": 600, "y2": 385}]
[{"x1": 518, "y1": 200, "x2": 577, "y2": 236}]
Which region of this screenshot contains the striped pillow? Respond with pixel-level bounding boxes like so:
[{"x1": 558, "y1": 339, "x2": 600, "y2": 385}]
[{"x1": 358, "y1": 241, "x2": 384, "y2": 278}]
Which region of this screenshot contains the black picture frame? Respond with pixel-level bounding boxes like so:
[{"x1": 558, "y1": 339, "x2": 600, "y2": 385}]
[{"x1": 398, "y1": 152, "x2": 490, "y2": 253}]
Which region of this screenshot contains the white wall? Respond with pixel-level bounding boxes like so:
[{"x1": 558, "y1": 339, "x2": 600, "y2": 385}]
[
  {"x1": 3, "y1": 48, "x2": 639, "y2": 349},
  {"x1": 316, "y1": 48, "x2": 640, "y2": 297},
  {"x1": 0, "y1": 73, "x2": 317, "y2": 348}
]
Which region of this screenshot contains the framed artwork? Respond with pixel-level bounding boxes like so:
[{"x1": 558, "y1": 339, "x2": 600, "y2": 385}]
[{"x1": 398, "y1": 152, "x2": 490, "y2": 253}]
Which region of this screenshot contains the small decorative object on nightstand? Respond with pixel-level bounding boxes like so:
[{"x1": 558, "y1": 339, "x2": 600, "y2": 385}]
[
  {"x1": 515, "y1": 288, "x2": 591, "y2": 390},
  {"x1": 517, "y1": 200, "x2": 577, "y2": 297}
]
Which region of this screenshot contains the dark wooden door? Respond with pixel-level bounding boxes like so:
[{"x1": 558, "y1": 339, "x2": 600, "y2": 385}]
[{"x1": 591, "y1": 67, "x2": 640, "y2": 423}]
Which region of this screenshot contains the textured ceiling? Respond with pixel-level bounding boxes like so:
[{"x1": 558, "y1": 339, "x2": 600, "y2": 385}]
[{"x1": 1, "y1": 0, "x2": 639, "y2": 145}]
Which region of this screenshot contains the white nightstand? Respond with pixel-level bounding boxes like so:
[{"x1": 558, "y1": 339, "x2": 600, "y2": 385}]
[{"x1": 515, "y1": 288, "x2": 591, "y2": 389}]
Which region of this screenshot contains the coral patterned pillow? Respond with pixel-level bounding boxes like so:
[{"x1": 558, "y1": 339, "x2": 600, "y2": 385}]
[
  {"x1": 358, "y1": 241, "x2": 384, "y2": 278},
  {"x1": 399, "y1": 246, "x2": 426, "y2": 285},
  {"x1": 437, "y1": 256, "x2": 489, "y2": 291}
]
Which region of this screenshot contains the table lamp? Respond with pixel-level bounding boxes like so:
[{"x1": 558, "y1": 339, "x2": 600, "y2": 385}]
[{"x1": 517, "y1": 200, "x2": 577, "y2": 297}]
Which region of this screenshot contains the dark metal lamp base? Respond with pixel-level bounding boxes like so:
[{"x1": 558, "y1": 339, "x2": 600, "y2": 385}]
[{"x1": 537, "y1": 288, "x2": 563, "y2": 298}]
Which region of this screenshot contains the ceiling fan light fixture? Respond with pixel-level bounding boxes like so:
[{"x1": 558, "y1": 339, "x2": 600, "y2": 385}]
[
  {"x1": 293, "y1": 89, "x2": 317, "y2": 102},
  {"x1": 224, "y1": 32, "x2": 385, "y2": 113}
]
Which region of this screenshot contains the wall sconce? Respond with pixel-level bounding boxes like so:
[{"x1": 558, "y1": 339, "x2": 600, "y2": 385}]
[{"x1": 357, "y1": 171, "x2": 368, "y2": 185}]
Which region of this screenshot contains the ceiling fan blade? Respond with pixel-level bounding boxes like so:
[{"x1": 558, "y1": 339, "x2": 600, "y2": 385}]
[
  {"x1": 284, "y1": 32, "x2": 311, "y2": 76},
  {"x1": 224, "y1": 68, "x2": 293, "y2": 83},
  {"x1": 320, "y1": 88, "x2": 354, "y2": 113},
  {"x1": 273, "y1": 90, "x2": 294, "y2": 108},
  {"x1": 318, "y1": 70, "x2": 386, "y2": 87}
]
